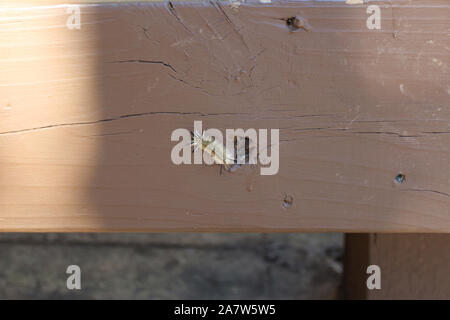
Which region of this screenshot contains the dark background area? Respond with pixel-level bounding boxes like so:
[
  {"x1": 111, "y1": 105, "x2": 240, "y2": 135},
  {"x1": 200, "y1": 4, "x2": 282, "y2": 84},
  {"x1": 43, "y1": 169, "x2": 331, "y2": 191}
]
[{"x1": 0, "y1": 233, "x2": 342, "y2": 299}]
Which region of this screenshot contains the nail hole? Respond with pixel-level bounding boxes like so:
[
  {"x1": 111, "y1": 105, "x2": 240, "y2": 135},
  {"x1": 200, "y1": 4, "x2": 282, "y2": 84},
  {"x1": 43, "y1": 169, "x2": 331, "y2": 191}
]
[
  {"x1": 284, "y1": 16, "x2": 310, "y2": 32},
  {"x1": 286, "y1": 16, "x2": 300, "y2": 31},
  {"x1": 395, "y1": 173, "x2": 406, "y2": 184},
  {"x1": 282, "y1": 194, "x2": 293, "y2": 208}
]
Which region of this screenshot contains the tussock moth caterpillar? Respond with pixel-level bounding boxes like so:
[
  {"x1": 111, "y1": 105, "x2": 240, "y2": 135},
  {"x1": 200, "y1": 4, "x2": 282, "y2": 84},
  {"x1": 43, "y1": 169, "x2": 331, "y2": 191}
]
[{"x1": 191, "y1": 130, "x2": 235, "y2": 174}]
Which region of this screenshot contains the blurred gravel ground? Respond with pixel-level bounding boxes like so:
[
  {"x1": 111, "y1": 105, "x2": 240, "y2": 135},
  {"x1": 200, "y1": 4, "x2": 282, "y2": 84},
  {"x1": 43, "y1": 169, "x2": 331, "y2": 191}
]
[{"x1": 0, "y1": 233, "x2": 343, "y2": 299}]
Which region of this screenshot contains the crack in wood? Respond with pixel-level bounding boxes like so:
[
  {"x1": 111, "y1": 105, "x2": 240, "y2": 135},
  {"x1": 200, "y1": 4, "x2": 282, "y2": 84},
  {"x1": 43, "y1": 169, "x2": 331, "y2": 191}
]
[
  {"x1": 0, "y1": 111, "x2": 249, "y2": 136},
  {"x1": 106, "y1": 59, "x2": 177, "y2": 73}
]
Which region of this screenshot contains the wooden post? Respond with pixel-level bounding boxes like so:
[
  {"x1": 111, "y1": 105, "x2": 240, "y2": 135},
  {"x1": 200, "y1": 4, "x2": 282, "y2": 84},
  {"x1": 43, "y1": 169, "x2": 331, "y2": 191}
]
[{"x1": 344, "y1": 234, "x2": 450, "y2": 299}]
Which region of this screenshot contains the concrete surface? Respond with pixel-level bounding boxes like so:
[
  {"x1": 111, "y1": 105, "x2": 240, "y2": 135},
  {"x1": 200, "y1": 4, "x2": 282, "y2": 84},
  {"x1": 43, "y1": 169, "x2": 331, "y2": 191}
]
[{"x1": 0, "y1": 233, "x2": 343, "y2": 299}]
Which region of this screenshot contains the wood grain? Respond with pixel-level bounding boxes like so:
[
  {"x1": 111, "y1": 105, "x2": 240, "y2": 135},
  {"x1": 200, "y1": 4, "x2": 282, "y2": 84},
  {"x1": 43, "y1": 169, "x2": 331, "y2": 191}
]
[{"x1": 0, "y1": 1, "x2": 449, "y2": 231}]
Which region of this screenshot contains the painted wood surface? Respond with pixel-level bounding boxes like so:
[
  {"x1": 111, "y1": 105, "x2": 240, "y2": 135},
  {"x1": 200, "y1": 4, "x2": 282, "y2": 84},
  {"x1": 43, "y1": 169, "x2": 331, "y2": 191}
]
[
  {"x1": 0, "y1": 1, "x2": 449, "y2": 231},
  {"x1": 344, "y1": 234, "x2": 450, "y2": 299}
]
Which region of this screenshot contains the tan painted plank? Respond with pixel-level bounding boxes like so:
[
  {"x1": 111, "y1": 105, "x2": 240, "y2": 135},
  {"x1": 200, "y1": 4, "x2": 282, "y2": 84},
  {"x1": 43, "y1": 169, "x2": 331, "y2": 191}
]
[{"x1": 0, "y1": 1, "x2": 449, "y2": 231}]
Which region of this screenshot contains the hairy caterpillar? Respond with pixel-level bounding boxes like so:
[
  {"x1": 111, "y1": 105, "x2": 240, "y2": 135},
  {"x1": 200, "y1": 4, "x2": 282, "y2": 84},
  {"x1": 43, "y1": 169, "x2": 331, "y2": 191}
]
[{"x1": 191, "y1": 130, "x2": 235, "y2": 173}]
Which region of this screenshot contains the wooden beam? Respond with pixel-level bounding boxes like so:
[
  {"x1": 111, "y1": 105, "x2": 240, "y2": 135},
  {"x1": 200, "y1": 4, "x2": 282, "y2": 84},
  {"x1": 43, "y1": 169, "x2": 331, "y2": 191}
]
[{"x1": 0, "y1": 1, "x2": 449, "y2": 231}]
